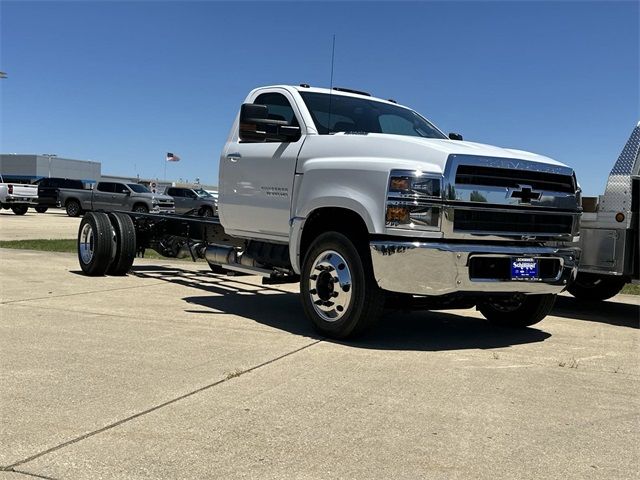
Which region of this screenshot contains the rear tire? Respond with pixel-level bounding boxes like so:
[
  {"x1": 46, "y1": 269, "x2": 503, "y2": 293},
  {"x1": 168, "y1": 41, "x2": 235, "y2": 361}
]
[
  {"x1": 11, "y1": 205, "x2": 28, "y2": 215},
  {"x1": 35, "y1": 206, "x2": 48, "y2": 213},
  {"x1": 478, "y1": 294, "x2": 556, "y2": 328},
  {"x1": 300, "y1": 232, "x2": 384, "y2": 339},
  {"x1": 66, "y1": 199, "x2": 81, "y2": 217},
  {"x1": 78, "y1": 212, "x2": 115, "y2": 276},
  {"x1": 567, "y1": 273, "x2": 626, "y2": 301},
  {"x1": 107, "y1": 212, "x2": 136, "y2": 275}
]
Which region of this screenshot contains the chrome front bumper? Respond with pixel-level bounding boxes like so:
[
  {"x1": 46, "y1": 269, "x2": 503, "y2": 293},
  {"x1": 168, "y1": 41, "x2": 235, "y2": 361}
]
[
  {"x1": 151, "y1": 206, "x2": 175, "y2": 214},
  {"x1": 370, "y1": 240, "x2": 579, "y2": 296}
]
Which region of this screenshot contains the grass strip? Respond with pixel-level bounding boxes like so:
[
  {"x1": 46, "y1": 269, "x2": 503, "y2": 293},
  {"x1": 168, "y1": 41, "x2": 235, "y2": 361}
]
[
  {"x1": 621, "y1": 284, "x2": 640, "y2": 295},
  {"x1": 0, "y1": 239, "x2": 197, "y2": 261}
]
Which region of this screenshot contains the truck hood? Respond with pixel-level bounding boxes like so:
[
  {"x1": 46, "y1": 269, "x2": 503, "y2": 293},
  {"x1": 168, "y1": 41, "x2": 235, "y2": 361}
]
[
  {"x1": 298, "y1": 133, "x2": 569, "y2": 175},
  {"x1": 389, "y1": 135, "x2": 566, "y2": 166}
]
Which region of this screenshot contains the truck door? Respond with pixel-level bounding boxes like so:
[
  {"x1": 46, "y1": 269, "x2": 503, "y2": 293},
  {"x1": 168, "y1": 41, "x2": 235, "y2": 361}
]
[
  {"x1": 167, "y1": 188, "x2": 185, "y2": 213},
  {"x1": 93, "y1": 182, "x2": 115, "y2": 210},
  {"x1": 220, "y1": 90, "x2": 305, "y2": 241},
  {"x1": 112, "y1": 183, "x2": 132, "y2": 211}
]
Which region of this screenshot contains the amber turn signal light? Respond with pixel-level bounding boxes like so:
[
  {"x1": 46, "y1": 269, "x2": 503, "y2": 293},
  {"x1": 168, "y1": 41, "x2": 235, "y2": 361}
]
[{"x1": 386, "y1": 206, "x2": 410, "y2": 224}]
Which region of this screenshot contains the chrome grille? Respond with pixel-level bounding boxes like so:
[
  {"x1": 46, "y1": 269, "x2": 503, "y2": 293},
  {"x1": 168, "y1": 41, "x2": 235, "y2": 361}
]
[
  {"x1": 442, "y1": 154, "x2": 580, "y2": 240},
  {"x1": 455, "y1": 165, "x2": 575, "y2": 193}
]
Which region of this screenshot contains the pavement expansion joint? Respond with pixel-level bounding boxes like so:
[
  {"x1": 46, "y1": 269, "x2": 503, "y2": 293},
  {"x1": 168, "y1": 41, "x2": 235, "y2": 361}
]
[
  {"x1": 5, "y1": 468, "x2": 60, "y2": 480},
  {"x1": 0, "y1": 281, "x2": 167, "y2": 305},
  {"x1": 3, "y1": 339, "x2": 323, "y2": 471}
]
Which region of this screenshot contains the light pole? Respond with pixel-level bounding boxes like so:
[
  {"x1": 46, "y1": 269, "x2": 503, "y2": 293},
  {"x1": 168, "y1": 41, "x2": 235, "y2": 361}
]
[{"x1": 42, "y1": 154, "x2": 57, "y2": 178}]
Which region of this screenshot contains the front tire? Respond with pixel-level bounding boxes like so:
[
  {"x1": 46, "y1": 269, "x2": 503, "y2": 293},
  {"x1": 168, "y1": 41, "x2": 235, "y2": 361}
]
[
  {"x1": 66, "y1": 199, "x2": 81, "y2": 217},
  {"x1": 478, "y1": 294, "x2": 556, "y2": 328},
  {"x1": 35, "y1": 206, "x2": 49, "y2": 213},
  {"x1": 567, "y1": 273, "x2": 626, "y2": 301},
  {"x1": 106, "y1": 212, "x2": 136, "y2": 275},
  {"x1": 133, "y1": 204, "x2": 148, "y2": 214},
  {"x1": 200, "y1": 206, "x2": 214, "y2": 217},
  {"x1": 78, "y1": 212, "x2": 115, "y2": 276},
  {"x1": 11, "y1": 205, "x2": 28, "y2": 215},
  {"x1": 300, "y1": 232, "x2": 384, "y2": 339}
]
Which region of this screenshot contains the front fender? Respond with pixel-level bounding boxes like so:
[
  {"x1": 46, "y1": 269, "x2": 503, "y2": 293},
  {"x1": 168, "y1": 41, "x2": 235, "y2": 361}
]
[{"x1": 288, "y1": 169, "x2": 389, "y2": 273}]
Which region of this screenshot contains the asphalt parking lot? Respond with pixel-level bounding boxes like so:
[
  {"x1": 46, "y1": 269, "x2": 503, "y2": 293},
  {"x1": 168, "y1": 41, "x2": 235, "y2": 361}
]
[{"x1": 0, "y1": 214, "x2": 638, "y2": 479}]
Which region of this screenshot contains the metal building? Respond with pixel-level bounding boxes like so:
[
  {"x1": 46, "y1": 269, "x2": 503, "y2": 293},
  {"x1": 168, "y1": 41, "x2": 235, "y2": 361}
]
[{"x1": 0, "y1": 154, "x2": 101, "y2": 184}]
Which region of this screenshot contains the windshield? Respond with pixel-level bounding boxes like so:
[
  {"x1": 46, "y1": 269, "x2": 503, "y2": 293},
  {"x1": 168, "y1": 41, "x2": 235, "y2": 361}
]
[
  {"x1": 299, "y1": 92, "x2": 446, "y2": 139},
  {"x1": 128, "y1": 184, "x2": 150, "y2": 193},
  {"x1": 193, "y1": 188, "x2": 212, "y2": 197}
]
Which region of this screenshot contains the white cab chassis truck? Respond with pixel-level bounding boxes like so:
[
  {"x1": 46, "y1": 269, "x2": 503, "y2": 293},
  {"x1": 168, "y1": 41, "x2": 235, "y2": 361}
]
[
  {"x1": 568, "y1": 122, "x2": 639, "y2": 300},
  {"x1": 76, "y1": 85, "x2": 581, "y2": 339}
]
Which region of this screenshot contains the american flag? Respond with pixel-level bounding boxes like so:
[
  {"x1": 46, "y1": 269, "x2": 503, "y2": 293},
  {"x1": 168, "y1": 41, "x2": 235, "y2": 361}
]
[{"x1": 166, "y1": 152, "x2": 180, "y2": 162}]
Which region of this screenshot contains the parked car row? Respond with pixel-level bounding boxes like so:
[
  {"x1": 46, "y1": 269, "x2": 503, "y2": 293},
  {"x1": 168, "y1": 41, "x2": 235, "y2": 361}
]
[{"x1": 0, "y1": 176, "x2": 218, "y2": 217}]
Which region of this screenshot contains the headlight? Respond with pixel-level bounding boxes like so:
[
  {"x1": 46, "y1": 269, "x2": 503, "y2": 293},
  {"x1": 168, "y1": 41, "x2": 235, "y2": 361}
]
[{"x1": 386, "y1": 170, "x2": 442, "y2": 230}]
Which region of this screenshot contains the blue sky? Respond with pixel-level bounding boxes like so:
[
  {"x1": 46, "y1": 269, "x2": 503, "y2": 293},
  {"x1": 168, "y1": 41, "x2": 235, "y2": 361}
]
[{"x1": 1, "y1": 1, "x2": 638, "y2": 195}]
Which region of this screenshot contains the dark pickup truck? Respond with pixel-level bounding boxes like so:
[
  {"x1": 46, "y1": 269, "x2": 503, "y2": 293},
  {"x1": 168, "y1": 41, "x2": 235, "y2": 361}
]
[{"x1": 33, "y1": 177, "x2": 85, "y2": 213}]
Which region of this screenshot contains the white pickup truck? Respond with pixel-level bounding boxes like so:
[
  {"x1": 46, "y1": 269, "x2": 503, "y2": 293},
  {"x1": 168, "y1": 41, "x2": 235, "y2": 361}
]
[
  {"x1": 75, "y1": 85, "x2": 581, "y2": 338},
  {"x1": 0, "y1": 175, "x2": 39, "y2": 215}
]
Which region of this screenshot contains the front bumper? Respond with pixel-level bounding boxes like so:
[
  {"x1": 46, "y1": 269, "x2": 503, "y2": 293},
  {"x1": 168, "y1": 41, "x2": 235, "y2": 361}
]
[
  {"x1": 370, "y1": 240, "x2": 579, "y2": 296},
  {"x1": 151, "y1": 205, "x2": 175, "y2": 214}
]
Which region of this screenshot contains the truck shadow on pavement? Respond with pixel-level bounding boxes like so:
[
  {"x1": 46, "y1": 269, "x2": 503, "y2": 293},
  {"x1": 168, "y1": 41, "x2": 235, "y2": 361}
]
[
  {"x1": 130, "y1": 265, "x2": 553, "y2": 351},
  {"x1": 551, "y1": 296, "x2": 639, "y2": 329}
]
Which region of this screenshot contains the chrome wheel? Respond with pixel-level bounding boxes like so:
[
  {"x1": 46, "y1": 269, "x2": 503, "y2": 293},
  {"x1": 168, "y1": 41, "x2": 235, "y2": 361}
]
[
  {"x1": 79, "y1": 222, "x2": 95, "y2": 264},
  {"x1": 308, "y1": 250, "x2": 352, "y2": 322}
]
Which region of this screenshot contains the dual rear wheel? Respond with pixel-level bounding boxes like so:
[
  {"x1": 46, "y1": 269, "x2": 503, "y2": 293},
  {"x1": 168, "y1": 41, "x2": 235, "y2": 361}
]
[{"x1": 78, "y1": 212, "x2": 136, "y2": 276}]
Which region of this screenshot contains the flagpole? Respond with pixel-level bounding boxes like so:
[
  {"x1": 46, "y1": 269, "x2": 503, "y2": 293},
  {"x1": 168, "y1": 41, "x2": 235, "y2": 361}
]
[{"x1": 164, "y1": 158, "x2": 167, "y2": 183}]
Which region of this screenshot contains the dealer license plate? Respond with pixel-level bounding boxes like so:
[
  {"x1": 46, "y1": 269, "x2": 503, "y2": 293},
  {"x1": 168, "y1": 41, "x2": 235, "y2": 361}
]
[{"x1": 511, "y1": 257, "x2": 539, "y2": 280}]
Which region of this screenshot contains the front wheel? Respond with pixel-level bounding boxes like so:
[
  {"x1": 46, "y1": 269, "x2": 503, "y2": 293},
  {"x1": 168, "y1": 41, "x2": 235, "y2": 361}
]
[
  {"x1": 35, "y1": 206, "x2": 49, "y2": 213},
  {"x1": 567, "y1": 273, "x2": 626, "y2": 301},
  {"x1": 11, "y1": 205, "x2": 28, "y2": 215},
  {"x1": 133, "y1": 204, "x2": 148, "y2": 214},
  {"x1": 478, "y1": 294, "x2": 556, "y2": 328},
  {"x1": 300, "y1": 232, "x2": 384, "y2": 339},
  {"x1": 199, "y1": 206, "x2": 214, "y2": 217}
]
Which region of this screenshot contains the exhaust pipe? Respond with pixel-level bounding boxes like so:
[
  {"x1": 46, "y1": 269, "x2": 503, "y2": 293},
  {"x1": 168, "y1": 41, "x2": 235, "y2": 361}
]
[{"x1": 205, "y1": 245, "x2": 238, "y2": 265}]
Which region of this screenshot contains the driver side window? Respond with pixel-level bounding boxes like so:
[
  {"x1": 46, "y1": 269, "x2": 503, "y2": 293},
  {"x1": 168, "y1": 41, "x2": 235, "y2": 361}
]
[{"x1": 254, "y1": 93, "x2": 299, "y2": 128}]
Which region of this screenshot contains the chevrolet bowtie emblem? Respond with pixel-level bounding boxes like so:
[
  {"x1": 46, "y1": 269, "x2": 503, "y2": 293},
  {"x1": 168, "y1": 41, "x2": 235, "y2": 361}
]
[{"x1": 511, "y1": 185, "x2": 541, "y2": 203}]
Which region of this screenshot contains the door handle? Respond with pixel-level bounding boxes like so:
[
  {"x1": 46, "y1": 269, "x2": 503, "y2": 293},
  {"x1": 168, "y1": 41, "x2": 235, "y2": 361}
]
[{"x1": 226, "y1": 152, "x2": 241, "y2": 162}]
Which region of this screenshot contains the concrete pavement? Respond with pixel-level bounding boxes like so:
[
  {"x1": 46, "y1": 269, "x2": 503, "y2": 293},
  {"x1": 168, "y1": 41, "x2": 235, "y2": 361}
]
[
  {"x1": 0, "y1": 249, "x2": 638, "y2": 479},
  {"x1": 0, "y1": 209, "x2": 80, "y2": 241}
]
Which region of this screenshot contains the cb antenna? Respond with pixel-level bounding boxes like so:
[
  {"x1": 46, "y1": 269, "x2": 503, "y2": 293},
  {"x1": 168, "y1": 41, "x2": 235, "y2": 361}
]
[{"x1": 328, "y1": 34, "x2": 336, "y2": 134}]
